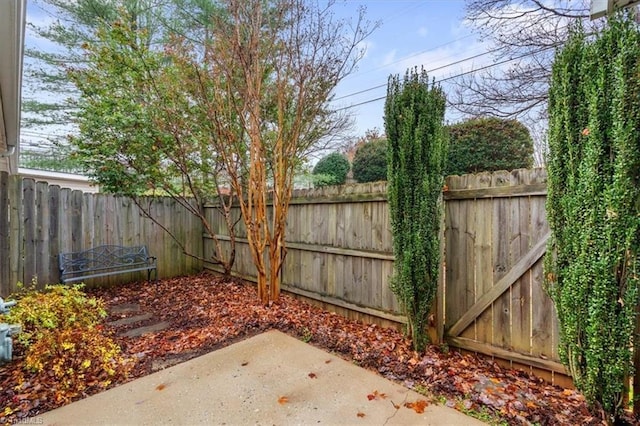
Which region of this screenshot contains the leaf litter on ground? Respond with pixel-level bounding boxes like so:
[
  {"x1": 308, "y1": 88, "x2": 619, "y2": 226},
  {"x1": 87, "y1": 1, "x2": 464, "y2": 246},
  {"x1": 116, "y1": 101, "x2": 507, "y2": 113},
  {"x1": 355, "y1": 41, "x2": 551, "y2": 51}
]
[{"x1": 1, "y1": 273, "x2": 637, "y2": 425}]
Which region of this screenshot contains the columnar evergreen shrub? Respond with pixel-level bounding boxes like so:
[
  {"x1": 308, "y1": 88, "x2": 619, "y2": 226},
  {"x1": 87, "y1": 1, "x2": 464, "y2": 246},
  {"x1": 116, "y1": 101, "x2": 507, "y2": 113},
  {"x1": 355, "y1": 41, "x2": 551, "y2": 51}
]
[
  {"x1": 446, "y1": 117, "x2": 533, "y2": 175},
  {"x1": 352, "y1": 138, "x2": 387, "y2": 182},
  {"x1": 384, "y1": 68, "x2": 447, "y2": 352},
  {"x1": 546, "y1": 15, "x2": 640, "y2": 422},
  {"x1": 312, "y1": 152, "x2": 350, "y2": 187}
]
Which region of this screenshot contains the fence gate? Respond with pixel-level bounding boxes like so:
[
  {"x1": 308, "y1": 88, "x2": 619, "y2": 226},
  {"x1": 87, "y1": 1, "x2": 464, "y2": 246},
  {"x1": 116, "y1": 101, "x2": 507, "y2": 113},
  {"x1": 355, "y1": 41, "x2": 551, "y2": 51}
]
[{"x1": 442, "y1": 169, "x2": 567, "y2": 383}]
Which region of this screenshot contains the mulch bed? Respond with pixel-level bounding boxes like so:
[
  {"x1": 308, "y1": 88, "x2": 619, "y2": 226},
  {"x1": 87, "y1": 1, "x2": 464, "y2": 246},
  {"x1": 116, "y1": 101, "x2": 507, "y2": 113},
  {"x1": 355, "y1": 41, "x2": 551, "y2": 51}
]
[{"x1": 1, "y1": 272, "x2": 636, "y2": 424}]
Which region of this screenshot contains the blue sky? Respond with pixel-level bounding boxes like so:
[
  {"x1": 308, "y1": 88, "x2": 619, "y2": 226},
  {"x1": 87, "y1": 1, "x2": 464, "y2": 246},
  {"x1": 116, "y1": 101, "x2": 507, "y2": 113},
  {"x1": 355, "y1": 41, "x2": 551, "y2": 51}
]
[
  {"x1": 23, "y1": 0, "x2": 484, "y2": 147},
  {"x1": 329, "y1": 0, "x2": 484, "y2": 137}
]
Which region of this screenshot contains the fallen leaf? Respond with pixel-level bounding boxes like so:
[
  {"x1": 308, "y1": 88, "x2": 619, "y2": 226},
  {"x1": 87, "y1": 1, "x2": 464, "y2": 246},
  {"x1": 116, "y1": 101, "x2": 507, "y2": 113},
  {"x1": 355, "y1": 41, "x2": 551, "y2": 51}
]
[
  {"x1": 325, "y1": 359, "x2": 332, "y2": 364},
  {"x1": 308, "y1": 372, "x2": 317, "y2": 379},
  {"x1": 241, "y1": 361, "x2": 249, "y2": 366},
  {"x1": 366, "y1": 390, "x2": 387, "y2": 401},
  {"x1": 356, "y1": 412, "x2": 365, "y2": 418},
  {"x1": 278, "y1": 396, "x2": 289, "y2": 405},
  {"x1": 404, "y1": 399, "x2": 428, "y2": 414},
  {"x1": 156, "y1": 384, "x2": 166, "y2": 391}
]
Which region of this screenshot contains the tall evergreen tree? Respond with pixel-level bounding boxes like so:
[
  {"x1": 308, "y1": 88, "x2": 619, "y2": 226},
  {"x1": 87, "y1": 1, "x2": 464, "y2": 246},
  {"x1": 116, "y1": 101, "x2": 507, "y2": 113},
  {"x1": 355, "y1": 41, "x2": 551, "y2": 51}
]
[
  {"x1": 546, "y1": 14, "x2": 640, "y2": 422},
  {"x1": 384, "y1": 68, "x2": 447, "y2": 352}
]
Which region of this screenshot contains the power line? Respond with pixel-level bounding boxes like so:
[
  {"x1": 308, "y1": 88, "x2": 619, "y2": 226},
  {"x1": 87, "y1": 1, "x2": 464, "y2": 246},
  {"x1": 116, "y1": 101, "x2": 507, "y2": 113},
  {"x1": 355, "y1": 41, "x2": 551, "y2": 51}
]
[
  {"x1": 333, "y1": 45, "x2": 503, "y2": 101},
  {"x1": 333, "y1": 43, "x2": 559, "y2": 112}
]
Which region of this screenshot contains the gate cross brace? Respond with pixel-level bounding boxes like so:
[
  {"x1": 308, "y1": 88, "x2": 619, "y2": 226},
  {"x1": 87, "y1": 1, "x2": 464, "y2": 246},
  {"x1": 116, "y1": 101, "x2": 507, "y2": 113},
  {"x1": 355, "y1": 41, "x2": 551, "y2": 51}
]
[{"x1": 447, "y1": 231, "x2": 551, "y2": 337}]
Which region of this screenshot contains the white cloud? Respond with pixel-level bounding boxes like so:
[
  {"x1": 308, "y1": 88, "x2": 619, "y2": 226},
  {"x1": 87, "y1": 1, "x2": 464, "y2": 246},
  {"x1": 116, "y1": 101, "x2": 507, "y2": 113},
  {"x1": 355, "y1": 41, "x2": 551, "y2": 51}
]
[{"x1": 381, "y1": 49, "x2": 397, "y2": 67}]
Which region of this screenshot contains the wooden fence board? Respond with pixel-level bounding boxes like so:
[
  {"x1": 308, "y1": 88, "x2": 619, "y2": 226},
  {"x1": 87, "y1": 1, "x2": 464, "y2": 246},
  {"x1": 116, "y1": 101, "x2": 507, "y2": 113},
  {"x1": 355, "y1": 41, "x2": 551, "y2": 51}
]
[
  {"x1": 35, "y1": 182, "x2": 49, "y2": 284},
  {"x1": 474, "y1": 173, "x2": 493, "y2": 346},
  {"x1": 23, "y1": 179, "x2": 36, "y2": 285},
  {"x1": 47, "y1": 185, "x2": 59, "y2": 282},
  {"x1": 9, "y1": 176, "x2": 22, "y2": 289},
  {"x1": 0, "y1": 173, "x2": 9, "y2": 295},
  {"x1": 0, "y1": 174, "x2": 203, "y2": 294}
]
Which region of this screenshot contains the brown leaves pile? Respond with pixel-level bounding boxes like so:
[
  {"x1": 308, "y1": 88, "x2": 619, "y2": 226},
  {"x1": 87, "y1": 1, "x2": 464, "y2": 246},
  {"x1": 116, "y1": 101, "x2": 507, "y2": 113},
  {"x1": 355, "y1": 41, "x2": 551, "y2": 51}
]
[{"x1": 1, "y1": 273, "x2": 631, "y2": 424}]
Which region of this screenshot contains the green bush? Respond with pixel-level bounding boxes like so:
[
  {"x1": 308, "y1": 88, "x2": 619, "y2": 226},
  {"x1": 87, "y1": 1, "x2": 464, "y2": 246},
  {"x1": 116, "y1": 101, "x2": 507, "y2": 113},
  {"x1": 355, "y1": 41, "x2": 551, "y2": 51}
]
[
  {"x1": 3, "y1": 284, "x2": 107, "y2": 347},
  {"x1": 385, "y1": 68, "x2": 447, "y2": 352},
  {"x1": 352, "y1": 138, "x2": 387, "y2": 182},
  {"x1": 312, "y1": 152, "x2": 350, "y2": 187},
  {"x1": 446, "y1": 117, "x2": 533, "y2": 175},
  {"x1": 545, "y1": 14, "x2": 640, "y2": 422},
  {"x1": 1, "y1": 284, "x2": 130, "y2": 406}
]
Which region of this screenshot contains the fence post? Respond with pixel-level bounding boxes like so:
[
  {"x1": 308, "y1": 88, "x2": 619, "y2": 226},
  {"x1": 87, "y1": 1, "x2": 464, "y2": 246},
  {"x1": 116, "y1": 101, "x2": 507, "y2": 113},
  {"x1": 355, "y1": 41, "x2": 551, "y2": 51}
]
[{"x1": 9, "y1": 176, "x2": 23, "y2": 292}]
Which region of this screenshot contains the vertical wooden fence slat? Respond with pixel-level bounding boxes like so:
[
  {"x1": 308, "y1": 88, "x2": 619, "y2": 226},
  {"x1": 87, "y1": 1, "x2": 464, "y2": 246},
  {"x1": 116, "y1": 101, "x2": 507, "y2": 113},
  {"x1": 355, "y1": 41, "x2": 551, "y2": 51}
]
[
  {"x1": 71, "y1": 190, "x2": 83, "y2": 253},
  {"x1": 48, "y1": 185, "x2": 60, "y2": 284},
  {"x1": 7, "y1": 175, "x2": 22, "y2": 293},
  {"x1": 0, "y1": 172, "x2": 9, "y2": 295},
  {"x1": 22, "y1": 179, "x2": 37, "y2": 287},
  {"x1": 35, "y1": 182, "x2": 49, "y2": 285},
  {"x1": 474, "y1": 173, "x2": 493, "y2": 346},
  {"x1": 461, "y1": 174, "x2": 477, "y2": 342},
  {"x1": 491, "y1": 171, "x2": 513, "y2": 350}
]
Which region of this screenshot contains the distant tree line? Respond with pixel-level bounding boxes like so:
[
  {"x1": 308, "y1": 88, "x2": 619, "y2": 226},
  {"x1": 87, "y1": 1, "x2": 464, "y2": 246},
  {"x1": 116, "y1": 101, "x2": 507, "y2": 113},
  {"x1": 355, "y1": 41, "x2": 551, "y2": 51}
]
[{"x1": 312, "y1": 116, "x2": 534, "y2": 186}]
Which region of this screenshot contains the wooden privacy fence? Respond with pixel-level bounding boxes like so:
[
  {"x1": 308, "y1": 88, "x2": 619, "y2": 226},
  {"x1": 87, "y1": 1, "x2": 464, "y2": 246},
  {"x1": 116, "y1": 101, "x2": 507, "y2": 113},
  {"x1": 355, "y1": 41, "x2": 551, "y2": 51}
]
[
  {"x1": 203, "y1": 181, "x2": 404, "y2": 325},
  {"x1": 204, "y1": 168, "x2": 571, "y2": 383},
  {"x1": 0, "y1": 167, "x2": 606, "y2": 386},
  {"x1": 442, "y1": 168, "x2": 563, "y2": 383},
  {"x1": 0, "y1": 171, "x2": 203, "y2": 296}
]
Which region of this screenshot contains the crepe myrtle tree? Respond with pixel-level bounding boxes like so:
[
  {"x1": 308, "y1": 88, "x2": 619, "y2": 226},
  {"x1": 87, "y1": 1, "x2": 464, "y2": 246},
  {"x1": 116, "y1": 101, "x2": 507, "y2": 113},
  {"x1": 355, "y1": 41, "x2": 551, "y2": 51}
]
[{"x1": 166, "y1": 0, "x2": 377, "y2": 304}]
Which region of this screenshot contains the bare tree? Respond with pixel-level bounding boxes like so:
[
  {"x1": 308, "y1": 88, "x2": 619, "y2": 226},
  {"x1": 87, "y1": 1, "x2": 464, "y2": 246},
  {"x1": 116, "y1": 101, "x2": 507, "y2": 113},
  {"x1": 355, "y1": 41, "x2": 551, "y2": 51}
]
[
  {"x1": 170, "y1": 0, "x2": 377, "y2": 303},
  {"x1": 452, "y1": 0, "x2": 600, "y2": 164}
]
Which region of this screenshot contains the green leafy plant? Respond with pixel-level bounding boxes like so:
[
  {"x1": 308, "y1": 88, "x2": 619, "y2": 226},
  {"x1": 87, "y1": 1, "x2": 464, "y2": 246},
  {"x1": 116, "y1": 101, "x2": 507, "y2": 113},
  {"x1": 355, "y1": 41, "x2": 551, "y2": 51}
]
[
  {"x1": 2, "y1": 284, "x2": 130, "y2": 405},
  {"x1": 312, "y1": 152, "x2": 350, "y2": 187},
  {"x1": 446, "y1": 117, "x2": 533, "y2": 175},
  {"x1": 352, "y1": 137, "x2": 387, "y2": 182},
  {"x1": 545, "y1": 14, "x2": 640, "y2": 423},
  {"x1": 3, "y1": 284, "x2": 106, "y2": 347},
  {"x1": 24, "y1": 327, "x2": 128, "y2": 393},
  {"x1": 384, "y1": 67, "x2": 447, "y2": 352}
]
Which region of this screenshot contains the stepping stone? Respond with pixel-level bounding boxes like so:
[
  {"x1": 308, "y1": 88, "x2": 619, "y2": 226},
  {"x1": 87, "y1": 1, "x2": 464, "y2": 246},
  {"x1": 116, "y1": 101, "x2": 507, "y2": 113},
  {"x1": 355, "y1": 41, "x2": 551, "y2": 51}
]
[
  {"x1": 107, "y1": 313, "x2": 153, "y2": 327},
  {"x1": 121, "y1": 321, "x2": 170, "y2": 338},
  {"x1": 110, "y1": 303, "x2": 141, "y2": 314}
]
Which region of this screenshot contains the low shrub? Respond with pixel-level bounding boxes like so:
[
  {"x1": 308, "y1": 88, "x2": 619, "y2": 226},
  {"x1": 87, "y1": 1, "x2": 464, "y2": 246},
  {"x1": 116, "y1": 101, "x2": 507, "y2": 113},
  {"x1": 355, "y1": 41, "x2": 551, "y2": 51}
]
[
  {"x1": 2, "y1": 284, "x2": 107, "y2": 347},
  {"x1": 1, "y1": 284, "x2": 130, "y2": 406}
]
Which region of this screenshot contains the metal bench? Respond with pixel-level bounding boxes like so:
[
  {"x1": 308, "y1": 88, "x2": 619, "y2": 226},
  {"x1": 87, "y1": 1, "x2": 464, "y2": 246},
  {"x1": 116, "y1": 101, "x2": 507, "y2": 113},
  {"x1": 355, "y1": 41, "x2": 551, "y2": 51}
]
[{"x1": 59, "y1": 245, "x2": 157, "y2": 284}]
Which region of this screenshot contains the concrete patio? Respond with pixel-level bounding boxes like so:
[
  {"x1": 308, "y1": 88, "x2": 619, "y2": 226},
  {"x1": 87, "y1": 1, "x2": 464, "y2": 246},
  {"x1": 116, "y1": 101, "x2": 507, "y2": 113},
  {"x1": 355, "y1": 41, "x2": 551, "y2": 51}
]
[{"x1": 35, "y1": 330, "x2": 485, "y2": 425}]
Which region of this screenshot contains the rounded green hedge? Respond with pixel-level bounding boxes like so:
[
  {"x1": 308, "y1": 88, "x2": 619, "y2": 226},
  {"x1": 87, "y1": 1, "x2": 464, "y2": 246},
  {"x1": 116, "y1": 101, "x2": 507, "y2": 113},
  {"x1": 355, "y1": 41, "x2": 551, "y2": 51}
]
[
  {"x1": 312, "y1": 152, "x2": 350, "y2": 187},
  {"x1": 446, "y1": 117, "x2": 533, "y2": 175},
  {"x1": 352, "y1": 138, "x2": 387, "y2": 183}
]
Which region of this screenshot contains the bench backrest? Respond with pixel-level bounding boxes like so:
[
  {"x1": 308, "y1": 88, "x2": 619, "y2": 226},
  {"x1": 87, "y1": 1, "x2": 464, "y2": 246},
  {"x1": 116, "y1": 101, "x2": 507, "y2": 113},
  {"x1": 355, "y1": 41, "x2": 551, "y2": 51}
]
[{"x1": 59, "y1": 245, "x2": 151, "y2": 276}]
